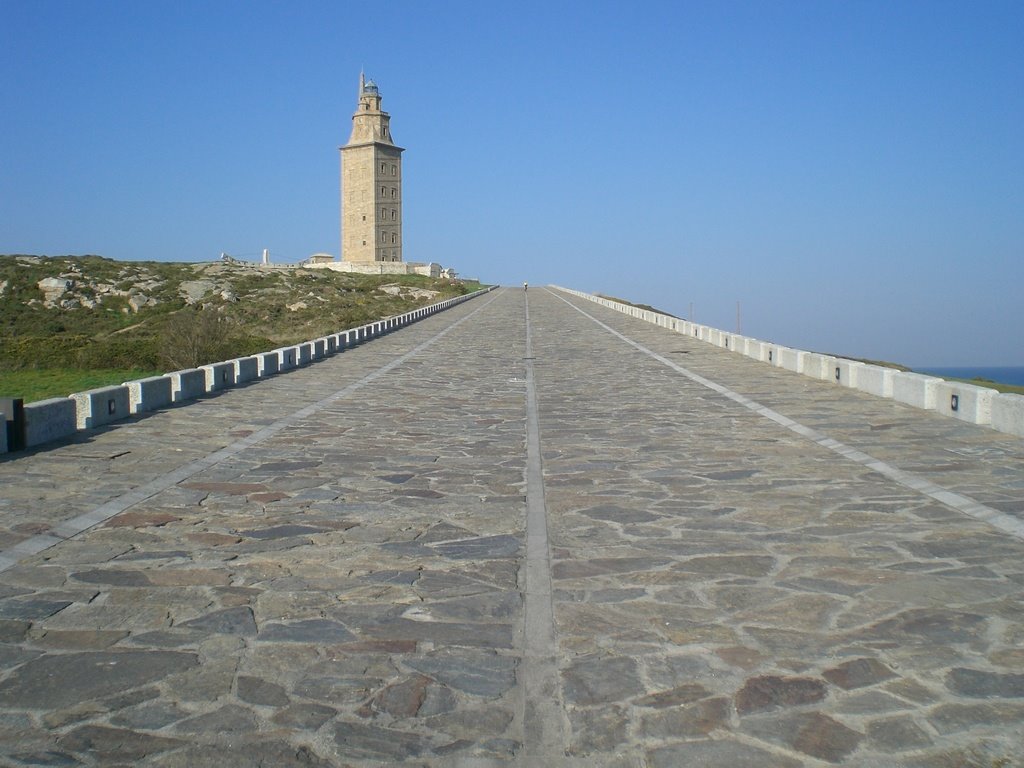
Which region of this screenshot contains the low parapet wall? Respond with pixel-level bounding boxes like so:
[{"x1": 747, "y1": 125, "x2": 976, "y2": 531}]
[
  {"x1": 552, "y1": 286, "x2": 1024, "y2": 439},
  {"x1": 1, "y1": 287, "x2": 495, "y2": 454}
]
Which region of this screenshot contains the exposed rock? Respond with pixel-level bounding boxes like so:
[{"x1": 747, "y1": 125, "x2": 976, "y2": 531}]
[
  {"x1": 378, "y1": 283, "x2": 438, "y2": 300},
  {"x1": 38, "y1": 277, "x2": 73, "y2": 296},
  {"x1": 127, "y1": 293, "x2": 153, "y2": 312},
  {"x1": 179, "y1": 279, "x2": 216, "y2": 304}
]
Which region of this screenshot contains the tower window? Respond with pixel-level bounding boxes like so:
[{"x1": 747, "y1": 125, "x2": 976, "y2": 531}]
[
  {"x1": 391, "y1": 209, "x2": 396, "y2": 220},
  {"x1": 391, "y1": 165, "x2": 396, "y2": 175},
  {"x1": 381, "y1": 162, "x2": 386, "y2": 172},
  {"x1": 391, "y1": 188, "x2": 396, "y2": 198},
  {"x1": 382, "y1": 232, "x2": 387, "y2": 242},
  {"x1": 381, "y1": 186, "x2": 386, "y2": 196},
  {"x1": 392, "y1": 234, "x2": 397, "y2": 243}
]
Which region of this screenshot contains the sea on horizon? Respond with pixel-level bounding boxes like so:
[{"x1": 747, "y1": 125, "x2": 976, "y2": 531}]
[{"x1": 915, "y1": 366, "x2": 1024, "y2": 387}]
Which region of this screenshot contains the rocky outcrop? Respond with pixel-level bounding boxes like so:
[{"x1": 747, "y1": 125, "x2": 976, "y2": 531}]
[
  {"x1": 379, "y1": 283, "x2": 439, "y2": 300},
  {"x1": 38, "y1": 277, "x2": 74, "y2": 301},
  {"x1": 178, "y1": 280, "x2": 217, "y2": 305}
]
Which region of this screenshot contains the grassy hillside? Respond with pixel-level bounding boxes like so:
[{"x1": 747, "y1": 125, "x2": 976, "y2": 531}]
[{"x1": 0, "y1": 254, "x2": 484, "y2": 402}]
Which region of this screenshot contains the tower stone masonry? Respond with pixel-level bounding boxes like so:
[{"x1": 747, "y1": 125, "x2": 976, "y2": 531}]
[{"x1": 340, "y1": 74, "x2": 404, "y2": 263}]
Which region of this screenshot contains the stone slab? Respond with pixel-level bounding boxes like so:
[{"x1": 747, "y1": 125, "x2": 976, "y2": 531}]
[
  {"x1": 125, "y1": 376, "x2": 173, "y2": 414},
  {"x1": 71, "y1": 385, "x2": 131, "y2": 429},
  {"x1": 23, "y1": 397, "x2": 77, "y2": 447}
]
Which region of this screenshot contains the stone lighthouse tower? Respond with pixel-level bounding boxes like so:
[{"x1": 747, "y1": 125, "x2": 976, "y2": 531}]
[{"x1": 340, "y1": 73, "x2": 404, "y2": 263}]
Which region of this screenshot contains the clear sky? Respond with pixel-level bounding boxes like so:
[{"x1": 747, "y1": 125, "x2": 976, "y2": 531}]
[{"x1": 2, "y1": 1, "x2": 1022, "y2": 366}]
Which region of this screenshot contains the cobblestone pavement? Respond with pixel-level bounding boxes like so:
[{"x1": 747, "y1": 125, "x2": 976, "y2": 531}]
[{"x1": 0, "y1": 287, "x2": 1022, "y2": 767}]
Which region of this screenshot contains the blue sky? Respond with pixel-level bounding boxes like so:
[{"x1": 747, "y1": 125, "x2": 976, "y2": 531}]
[{"x1": 2, "y1": 1, "x2": 1021, "y2": 366}]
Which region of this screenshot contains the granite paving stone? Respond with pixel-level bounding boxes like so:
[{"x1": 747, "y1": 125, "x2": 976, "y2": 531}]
[{"x1": 0, "y1": 287, "x2": 1021, "y2": 765}]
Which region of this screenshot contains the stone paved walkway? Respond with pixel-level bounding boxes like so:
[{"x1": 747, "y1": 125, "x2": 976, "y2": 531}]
[{"x1": 0, "y1": 287, "x2": 1022, "y2": 767}]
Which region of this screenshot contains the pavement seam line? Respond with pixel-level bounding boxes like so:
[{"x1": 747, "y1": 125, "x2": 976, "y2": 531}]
[
  {"x1": 520, "y1": 289, "x2": 568, "y2": 761},
  {"x1": 549, "y1": 288, "x2": 1024, "y2": 542},
  {"x1": 0, "y1": 292, "x2": 503, "y2": 573}
]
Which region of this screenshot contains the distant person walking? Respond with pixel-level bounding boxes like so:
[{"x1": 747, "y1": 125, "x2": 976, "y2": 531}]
[{"x1": 523, "y1": 282, "x2": 528, "y2": 291}]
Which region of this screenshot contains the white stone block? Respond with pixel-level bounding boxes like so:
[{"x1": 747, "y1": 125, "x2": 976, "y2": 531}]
[
  {"x1": 802, "y1": 353, "x2": 832, "y2": 380},
  {"x1": 257, "y1": 351, "x2": 279, "y2": 377},
  {"x1": 891, "y1": 372, "x2": 941, "y2": 409},
  {"x1": 778, "y1": 348, "x2": 806, "y2": 373},
  {"x1": 991, "y1": 393, "x2": 1024, "y2": 437},
  {"x1": 0, "y1": 420, "x2": 6, "y2": 454},
  {"x1": 170, "y1": 369, "x2": 206, "y2": 403},
  {"x1": 202, "y1": 362, "x2": 236, "y2": 392},
  {"x1": 125, "y1": 376, "x2": 173, "y2": 414},
  {"x1": 856, "y1": 365, "x2": 895, "y2": 398},
  {"x1": 297, "y1": 343, "x2": 313, "y2": 366},
  {"x1": 233, "y1": 357, "x2": 259, "y2": 384},
  {"x1": 744, "y1": 341, "x2": 767, "y2": 362},
  {"x1": 935, "y1": 381, "x2": 996, "y2": 425},
  {"x1": 277, "y1": 347, "x2": 298, "y2": 370},
  {"x1": 24, "y1": 398, "x2": 77, "y2": 448},
  {"x1": 71, "y1": 385, "x2": 131, "y2": 429},
  {"x1": 834, "y1": 359, "x2": 864, "y2": 389},
  {"x1": 312, "y1": 339, "x2": 326, "y2": 359}
]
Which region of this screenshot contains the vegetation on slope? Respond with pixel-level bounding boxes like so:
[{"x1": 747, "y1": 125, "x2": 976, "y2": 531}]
[{"x1": 0, "y1": 254, "x2": 484, "y2": 401}]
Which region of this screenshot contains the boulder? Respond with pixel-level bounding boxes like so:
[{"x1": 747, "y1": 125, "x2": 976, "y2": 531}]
[
  {"x1": 38, "y1": 277, "x2": 73, "y2": 296},
  {"x1": 179, "y1": 280, "x2": 216, "y2": 304}
]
